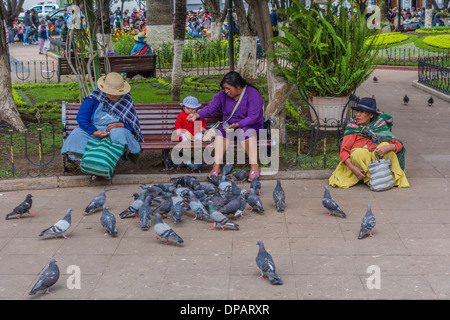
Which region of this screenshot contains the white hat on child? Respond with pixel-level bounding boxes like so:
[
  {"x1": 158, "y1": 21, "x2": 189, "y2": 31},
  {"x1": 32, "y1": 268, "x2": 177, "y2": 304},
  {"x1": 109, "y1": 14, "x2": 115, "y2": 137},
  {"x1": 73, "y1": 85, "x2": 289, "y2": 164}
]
[{"x1": 181, "y1": 96, "x2": 202, "y2": 109}]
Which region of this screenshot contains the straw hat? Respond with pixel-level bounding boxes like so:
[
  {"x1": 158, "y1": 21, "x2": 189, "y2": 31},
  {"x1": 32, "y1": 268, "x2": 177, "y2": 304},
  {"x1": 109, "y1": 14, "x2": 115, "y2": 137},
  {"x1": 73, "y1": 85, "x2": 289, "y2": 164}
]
[
  {"x1": 133, "y1": 31, "x2": 148, "y2": 41},
  {"x1": 97, "y1": 72, "x2": 131, "y2": 96}
]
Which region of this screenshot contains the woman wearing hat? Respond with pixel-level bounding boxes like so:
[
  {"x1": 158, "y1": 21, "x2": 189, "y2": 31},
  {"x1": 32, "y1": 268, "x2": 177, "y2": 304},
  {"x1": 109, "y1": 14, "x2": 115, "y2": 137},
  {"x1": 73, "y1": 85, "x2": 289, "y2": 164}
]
[
  {"x1": 131, "y1": 32, "x2": 152, "y2": 55},
  {"x1": 329, "y1": 97, "x2": 409, "y2": 189},
  {"x1": 61, "y1": 72, "x2": 143, "y2": 163}
]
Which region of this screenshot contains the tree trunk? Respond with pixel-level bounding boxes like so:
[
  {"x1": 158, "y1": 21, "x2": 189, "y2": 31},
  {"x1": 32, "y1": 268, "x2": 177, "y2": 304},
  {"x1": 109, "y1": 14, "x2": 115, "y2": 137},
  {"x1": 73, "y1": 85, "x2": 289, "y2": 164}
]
[
  {"x1": 425, "y1": 0, "x2": 432, "y2": 28},
  {"x1": 171, "y1": 0, "x2": 186, "y2": 102},
  {"x1": 203, "y1": 0, "x2": 228, "y2": 40},
  {"x1": 1, "y1": 0, "x2": 26, "y2": 18},
  {"x1": 246, "y1": 0, "x2": 292, "y2": 145},
  {"x1": 95, "y1": 0, "x2": 114, "y2": 54},
  {"x1": 234, "y1": 0, "x2": 258, "y2": 81},
  {"x1": 146, "y1": 0, "x2": 173, "y2": 51},
  {"x1": 0, "y1": 10, "x2": 24, "y2": 132}
]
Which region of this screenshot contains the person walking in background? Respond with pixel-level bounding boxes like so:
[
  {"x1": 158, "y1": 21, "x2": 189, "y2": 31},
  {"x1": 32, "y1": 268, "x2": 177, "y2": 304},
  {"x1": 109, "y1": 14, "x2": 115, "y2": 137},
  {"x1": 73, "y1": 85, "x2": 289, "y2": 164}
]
[
  {"x1": 54, "y1": 16, "x2": 64, "y2": 35},
  {"x1": 7, "y1": 13, "x2": 15, "y2": 44},
  {"x1": 31, "y1": 9, "x2": 39, "y2": 44},
  {"x1": 23, "y1": 10, "x2": 32, "y2": 45},
  {"x1": 38, "y1": 23, "x2": 48, "y2": 54}
]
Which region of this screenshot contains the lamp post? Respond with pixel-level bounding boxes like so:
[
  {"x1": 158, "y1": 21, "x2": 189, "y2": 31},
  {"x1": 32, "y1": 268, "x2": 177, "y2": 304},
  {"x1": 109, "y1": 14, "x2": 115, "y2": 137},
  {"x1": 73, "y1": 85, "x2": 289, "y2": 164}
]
[{"x1": 228, "y1": 0, "x2": 234, "y2": 71}]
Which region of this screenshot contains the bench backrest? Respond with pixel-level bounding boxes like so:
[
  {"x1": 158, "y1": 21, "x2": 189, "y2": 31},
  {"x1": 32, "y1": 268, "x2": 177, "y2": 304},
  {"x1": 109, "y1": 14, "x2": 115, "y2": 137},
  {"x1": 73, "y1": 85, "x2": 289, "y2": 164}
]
[
  {"x1": 58, "y1": 54, "x2": 157, "y2": 76},
  {"x1": 62, "y1": 102, "x2": 222, "y2": 143}
]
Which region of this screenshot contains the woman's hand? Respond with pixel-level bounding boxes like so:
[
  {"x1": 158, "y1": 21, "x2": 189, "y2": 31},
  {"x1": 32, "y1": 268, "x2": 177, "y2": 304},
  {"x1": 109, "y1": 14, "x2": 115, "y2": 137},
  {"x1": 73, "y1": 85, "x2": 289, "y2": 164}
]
[
  {"x1": 344, "y1": 158, "x2": 366, "y2": 181},
  {"x1": 92, "y1": 131, "x2": 109, "y2": 139},
  {"x1": 375, "y1": 144, "x2": 396, "y2": 158},
  {"x1": 229, "y1": 123, "x2": 239, "y2": 129},
  {"x1": 186, "y1": 112, "x2": 200, "y2": 122},
  {"x1": 106, "y1": 122, "x2": 125, "y2": 132}
]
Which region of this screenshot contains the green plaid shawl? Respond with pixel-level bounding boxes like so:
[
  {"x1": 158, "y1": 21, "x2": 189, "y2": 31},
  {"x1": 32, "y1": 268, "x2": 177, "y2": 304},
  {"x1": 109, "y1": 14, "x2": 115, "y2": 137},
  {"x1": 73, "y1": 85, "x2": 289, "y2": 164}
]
[{"x1": 344, "y1": 114, "x2": 406, "y2": 170}]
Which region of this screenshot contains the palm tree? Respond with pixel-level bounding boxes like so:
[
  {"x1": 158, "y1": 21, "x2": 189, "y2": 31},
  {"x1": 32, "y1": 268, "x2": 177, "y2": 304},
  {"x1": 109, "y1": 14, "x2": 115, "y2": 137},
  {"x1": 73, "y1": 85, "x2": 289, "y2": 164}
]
[{"x1": 172, "y1": 0, "x2": 186, "y2": 101}]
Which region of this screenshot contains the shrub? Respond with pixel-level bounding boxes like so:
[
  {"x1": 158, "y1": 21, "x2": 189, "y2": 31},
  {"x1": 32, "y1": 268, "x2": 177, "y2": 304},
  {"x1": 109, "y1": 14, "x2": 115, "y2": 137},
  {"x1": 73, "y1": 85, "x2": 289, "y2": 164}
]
[
  {"x1": 421, "y1": 34, "x2": 450, "y2": 49},
  {"x1": 366, "y1": 32, "x2": 408, "y2": 46}
]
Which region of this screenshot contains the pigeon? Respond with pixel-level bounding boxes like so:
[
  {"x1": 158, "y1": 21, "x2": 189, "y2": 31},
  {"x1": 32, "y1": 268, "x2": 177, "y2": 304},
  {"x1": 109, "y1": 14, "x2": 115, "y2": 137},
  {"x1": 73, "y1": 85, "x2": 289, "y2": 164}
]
[
  {"x1": 250, "y1": 175, "x2": 261, "y2": 195},
  {"x1": 373, "y1": 76, "x2": 378, "y2": 83},
  {"x1": 29, "y1": 259, "x2": 60, "y2": 295},
  {"x1": 273, "y1": 179, "x2": 285, "y2": 212},
  {"x1": 188, "y1": 195, "x2": 209, "y2": 220},
  {"x1": 248, "y1": 188, "x2": 264, "y2": 213},
  {"x1": 140, "y1": 184, "x2": 163, "y2": 197},
  {"x1": 358, "y1": 204, "x2": 376, "y2": 239},
  {"x1": 218, "y1": 174, "x2": 232, "y2": 192},
  {"x1": 138, "y1": 195, "x2": 154, "y2": 230},
  {"x1": 171, "y1": 201, "x2": 184, "y2": 223},
  {"x1": 5, "y1": 194, "x2": 33, "y2": 220},
  {"x1": 222, "y1": 163, "x2": 234, "y2": 176},
  {"x1": 207, "y1": 204, "x2": 239, "y2": 231},
  {"x1": 84, "y1": 190, "x2": 106, "y2": 214},
  {"x1": 232, "y1": 170, "x2": 249, "y2": 183},
  {"x1": 255, "y1": 241, "x2": 283, "y2": 285},
  {"x1": 100, "y1": 205, "x2": 118, "y2": 236},
  {"x1": 218, "y1": 198, "x2": 242, "y2": 218},
  {"x1": 155, "y1": 183, "x2": 175, "y2": 193},
  {"x1": 119, "y1": 190, "x2": 147, "y2": 219},
  {"x1": 195, "y1": 183, "x2": 217, "y2": 195},
  {"x1": 186, "y1": 161, "x2": 205, "y2": 173},
  {"x1": 403, "y1": 94, "x2": 409, "y2": 105},
  {"x1": 153, "y1": 213, "x2": 184, "y2": 245},
  {"x1": 322, "y1": 186, "x2": 346, "y2": 218},
  {"x1": 206, "y1": 188, "x2": 226, "y2": 211},
  {"x1": 39, "y1": 208, "x2": 72, "y2": 239},
  {"x1": 208, "y1": 174, "x2": 221, "y2": 187},
  {"x1": 428, "y1": 96, "x2": 434, "y2": 106}
]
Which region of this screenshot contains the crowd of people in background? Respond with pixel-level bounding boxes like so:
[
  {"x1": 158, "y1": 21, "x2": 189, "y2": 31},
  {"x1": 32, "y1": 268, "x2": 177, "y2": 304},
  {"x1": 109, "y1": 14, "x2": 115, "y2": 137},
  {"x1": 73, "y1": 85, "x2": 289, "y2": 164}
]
[{"x1": 387, "y1": 6, "x2": 446, "y2": 32}]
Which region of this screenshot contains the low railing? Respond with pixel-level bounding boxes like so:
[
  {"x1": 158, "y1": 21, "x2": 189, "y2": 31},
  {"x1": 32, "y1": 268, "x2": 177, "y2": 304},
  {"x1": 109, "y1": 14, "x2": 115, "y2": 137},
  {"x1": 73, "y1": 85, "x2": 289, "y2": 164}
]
[{"x1": 418, "y1": 55, "x2": 450, "y2": 94}]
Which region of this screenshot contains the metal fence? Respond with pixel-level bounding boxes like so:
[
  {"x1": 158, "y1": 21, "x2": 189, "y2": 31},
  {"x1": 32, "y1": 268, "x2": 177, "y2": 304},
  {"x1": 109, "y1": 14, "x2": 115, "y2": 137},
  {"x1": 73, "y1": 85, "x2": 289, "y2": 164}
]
[
  {"x1": 376, "y1": 47, "x2": 450, "y2": 67},
  {"x1": 418, "y1": 55, "x2": 450, "y2": 94}
]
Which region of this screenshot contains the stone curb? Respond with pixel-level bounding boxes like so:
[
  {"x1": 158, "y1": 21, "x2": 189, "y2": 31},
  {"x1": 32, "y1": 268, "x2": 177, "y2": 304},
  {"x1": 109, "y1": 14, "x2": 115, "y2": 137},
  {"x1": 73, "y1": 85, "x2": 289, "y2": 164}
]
[
  {"x1": 0, "y1": 170, "x2": 333, "y2": 191},
  {"x1": 412, "y1": 80, "x2": 450, "y2": 103}
]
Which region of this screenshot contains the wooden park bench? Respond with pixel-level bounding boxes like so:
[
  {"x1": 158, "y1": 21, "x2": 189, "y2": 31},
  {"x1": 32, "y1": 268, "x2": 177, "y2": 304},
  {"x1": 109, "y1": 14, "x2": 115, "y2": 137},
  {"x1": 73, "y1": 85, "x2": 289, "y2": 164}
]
[
  {"x1": 61, "y1": 102, "x2": 274, "y2": 174},
  {"x1": 57, "y1": 54, "x2": 157, "y2": 82}
]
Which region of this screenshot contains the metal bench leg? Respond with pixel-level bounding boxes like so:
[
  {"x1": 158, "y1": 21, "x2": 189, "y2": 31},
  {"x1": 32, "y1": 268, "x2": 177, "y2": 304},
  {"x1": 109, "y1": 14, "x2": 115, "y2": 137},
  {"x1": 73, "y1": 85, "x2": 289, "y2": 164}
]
[{"x1": 163, "y1": 149, "x2": 170, "y2": 174}]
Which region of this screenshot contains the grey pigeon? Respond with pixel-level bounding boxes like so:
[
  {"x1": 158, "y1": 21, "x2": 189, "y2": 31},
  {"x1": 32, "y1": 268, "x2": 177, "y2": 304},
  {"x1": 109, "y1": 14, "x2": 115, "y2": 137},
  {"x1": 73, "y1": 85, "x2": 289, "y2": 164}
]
[
  {"x1": 140, "y1": 184, "x2": 163, "y2": 197},
  {"x1": 186, "y1": 160, "x2": 205, "y2": 173},
  {"x1": 195, "y1": 183, "x2": 217, "y2": 195},
  {"x1": 206, "y1": 189, "x2": 226, "y2": 211},
  {"x1": 208, "y1": 174, "x2": 220, "y2": 187},
  {"x1": 322, "y1": 186, "x2": 346, "y2": 218},
  {"x1": 39, "y1": 208, "x2": 72, "y2": 239},
  {"x1": 119, "y1": 190, "x2": 146, "y2": 219},
  {"x1": 373, "y1": 76, "x2": 378, "y2": 83},
  {"x1": 250, "y1": 175, "x2": 261, "y2": 195},
  {"x1": 207, "y1": 204, "x2": 239, "y2": 231},
  {"x1": 222, "y1": 163, "x2": 234, "y2": 176},
  {"x1": 100, "y1": 205, "x2": 118, "y2": 236},
  {"x1": 248, "y1": 188, "x2": 264, "y2": 213},
  {"x1": 29, "y1": 259, "x2": 60, "y2": 295},
  {"x1": 139, "y1": 195, "x2": 153, "y2": 230},
  {"x1": 232, "y1": 170, "x2": 249, "y2": 183},
  {"x1": 189, "y1": 195, "x2": 209, "y2": 220},
  {"x1": 358, "y1": 204, "x2": 376, "y2": 239},
  {"x1": 170, "y1": 201, "x2": 184, "y2": 223},
  {"x1": 84, "y1": 190, "x2": 106, "y2": 214},
  {"x1": 6, "y1": 194, "x2": 33, "y2": 220},
  {"x1": 219, "y1": 174, "x2": 232, "y2": 192},
  {"x1": 403, "y1": 94, "x2": 409, "y2": 105},
  {"x1": 218, "y1": 198, "x2": 242, "y2": 220},
  {"x1": 256, "y1": 241, "x2": 283, "y2": 285},
  {"x1": 155, "y1": 184, "x2": 175, "y2": 193},
  {"x1": 153, "y1": 213, "x2": 184, "y2": 245},
  {"x1": 273, "y1": 179, "x2": 285, "y2": 212},
  {"x1": 428, "y1": 96, "x2": 434, "y2": 106}
]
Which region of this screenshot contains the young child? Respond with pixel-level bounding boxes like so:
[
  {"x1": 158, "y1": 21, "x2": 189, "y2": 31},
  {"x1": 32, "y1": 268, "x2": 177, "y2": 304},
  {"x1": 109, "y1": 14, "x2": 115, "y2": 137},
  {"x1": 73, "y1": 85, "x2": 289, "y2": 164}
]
[
  {"x1": 175, "y1": 96, "x2": 206, "y2": 142},
  {"x1": 38, "y1": 24, "x2": 48, "y2": 54}
]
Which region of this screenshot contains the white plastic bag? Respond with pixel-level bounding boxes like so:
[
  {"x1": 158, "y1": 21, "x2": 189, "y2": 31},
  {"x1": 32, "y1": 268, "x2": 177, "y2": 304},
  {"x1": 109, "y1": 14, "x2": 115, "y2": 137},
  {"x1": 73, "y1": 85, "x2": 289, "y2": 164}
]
[{"x1": 43, "y1": 39, "x2": 51, "y2": 52}]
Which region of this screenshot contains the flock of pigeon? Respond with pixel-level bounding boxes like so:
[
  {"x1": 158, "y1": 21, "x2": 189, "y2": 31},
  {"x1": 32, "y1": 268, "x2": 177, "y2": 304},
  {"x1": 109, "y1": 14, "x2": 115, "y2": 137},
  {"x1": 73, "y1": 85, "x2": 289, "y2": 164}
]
[
  {"x1": 4, "y1": 163, "x2": 288, "y2": 294},
  {"x1": 5, "y1": 164, "x2": 378, "y2": 295},
  {"x1": 373, "y1": 76, "x2": 434, "y2": 107}
]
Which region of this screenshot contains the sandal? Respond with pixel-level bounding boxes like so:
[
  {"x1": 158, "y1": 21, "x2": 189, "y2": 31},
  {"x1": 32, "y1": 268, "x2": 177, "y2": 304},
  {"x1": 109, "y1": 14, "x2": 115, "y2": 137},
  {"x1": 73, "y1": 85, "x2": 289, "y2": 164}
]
[
  {"x1": 208, "y1": 170, "x2": 220, "y2": 180},
  {"x1": 248, "y1": 170, "x2": 260, "y2": 182}
]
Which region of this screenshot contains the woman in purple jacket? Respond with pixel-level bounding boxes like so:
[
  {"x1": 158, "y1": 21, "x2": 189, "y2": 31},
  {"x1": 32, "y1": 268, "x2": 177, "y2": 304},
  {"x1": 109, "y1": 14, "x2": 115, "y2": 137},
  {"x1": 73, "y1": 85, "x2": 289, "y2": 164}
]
[{"x1": 187, "y1": 71, "x2": 264, "y2": 182}]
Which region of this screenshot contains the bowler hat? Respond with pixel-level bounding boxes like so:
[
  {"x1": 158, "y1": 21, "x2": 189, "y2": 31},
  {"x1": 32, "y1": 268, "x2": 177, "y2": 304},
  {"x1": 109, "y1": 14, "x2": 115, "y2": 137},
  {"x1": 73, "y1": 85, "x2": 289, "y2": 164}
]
[{"x1": 351, "y1": 97, "x2": 379, "y2": 115}]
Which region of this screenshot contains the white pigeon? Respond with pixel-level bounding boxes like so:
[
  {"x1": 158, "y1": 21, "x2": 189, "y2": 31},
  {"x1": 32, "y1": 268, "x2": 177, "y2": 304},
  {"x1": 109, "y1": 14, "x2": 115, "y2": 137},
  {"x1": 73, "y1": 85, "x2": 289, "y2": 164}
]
[{"x1": 39, "y1": 208, "x2": 72, "y2": 239}]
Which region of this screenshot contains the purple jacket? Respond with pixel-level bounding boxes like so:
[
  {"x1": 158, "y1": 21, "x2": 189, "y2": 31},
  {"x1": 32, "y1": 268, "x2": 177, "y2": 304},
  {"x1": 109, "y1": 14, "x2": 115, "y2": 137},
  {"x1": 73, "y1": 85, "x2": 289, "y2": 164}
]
[{"x1": 198, "y1": 86, "x2": 264, "y2": 133}]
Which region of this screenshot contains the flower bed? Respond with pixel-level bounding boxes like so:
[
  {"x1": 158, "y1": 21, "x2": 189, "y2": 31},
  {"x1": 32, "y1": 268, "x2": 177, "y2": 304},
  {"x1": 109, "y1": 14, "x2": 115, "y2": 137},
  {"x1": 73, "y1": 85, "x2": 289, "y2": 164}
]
[
  {"x1": 421, "y1": 34, "x2": 450, "y2": 49},
  {"x1": 366, "y1": 32, "x2": 409, "y2": 46},
  {"x1": 416, "y1": 26, "x2": 450, "y2": 34}
]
